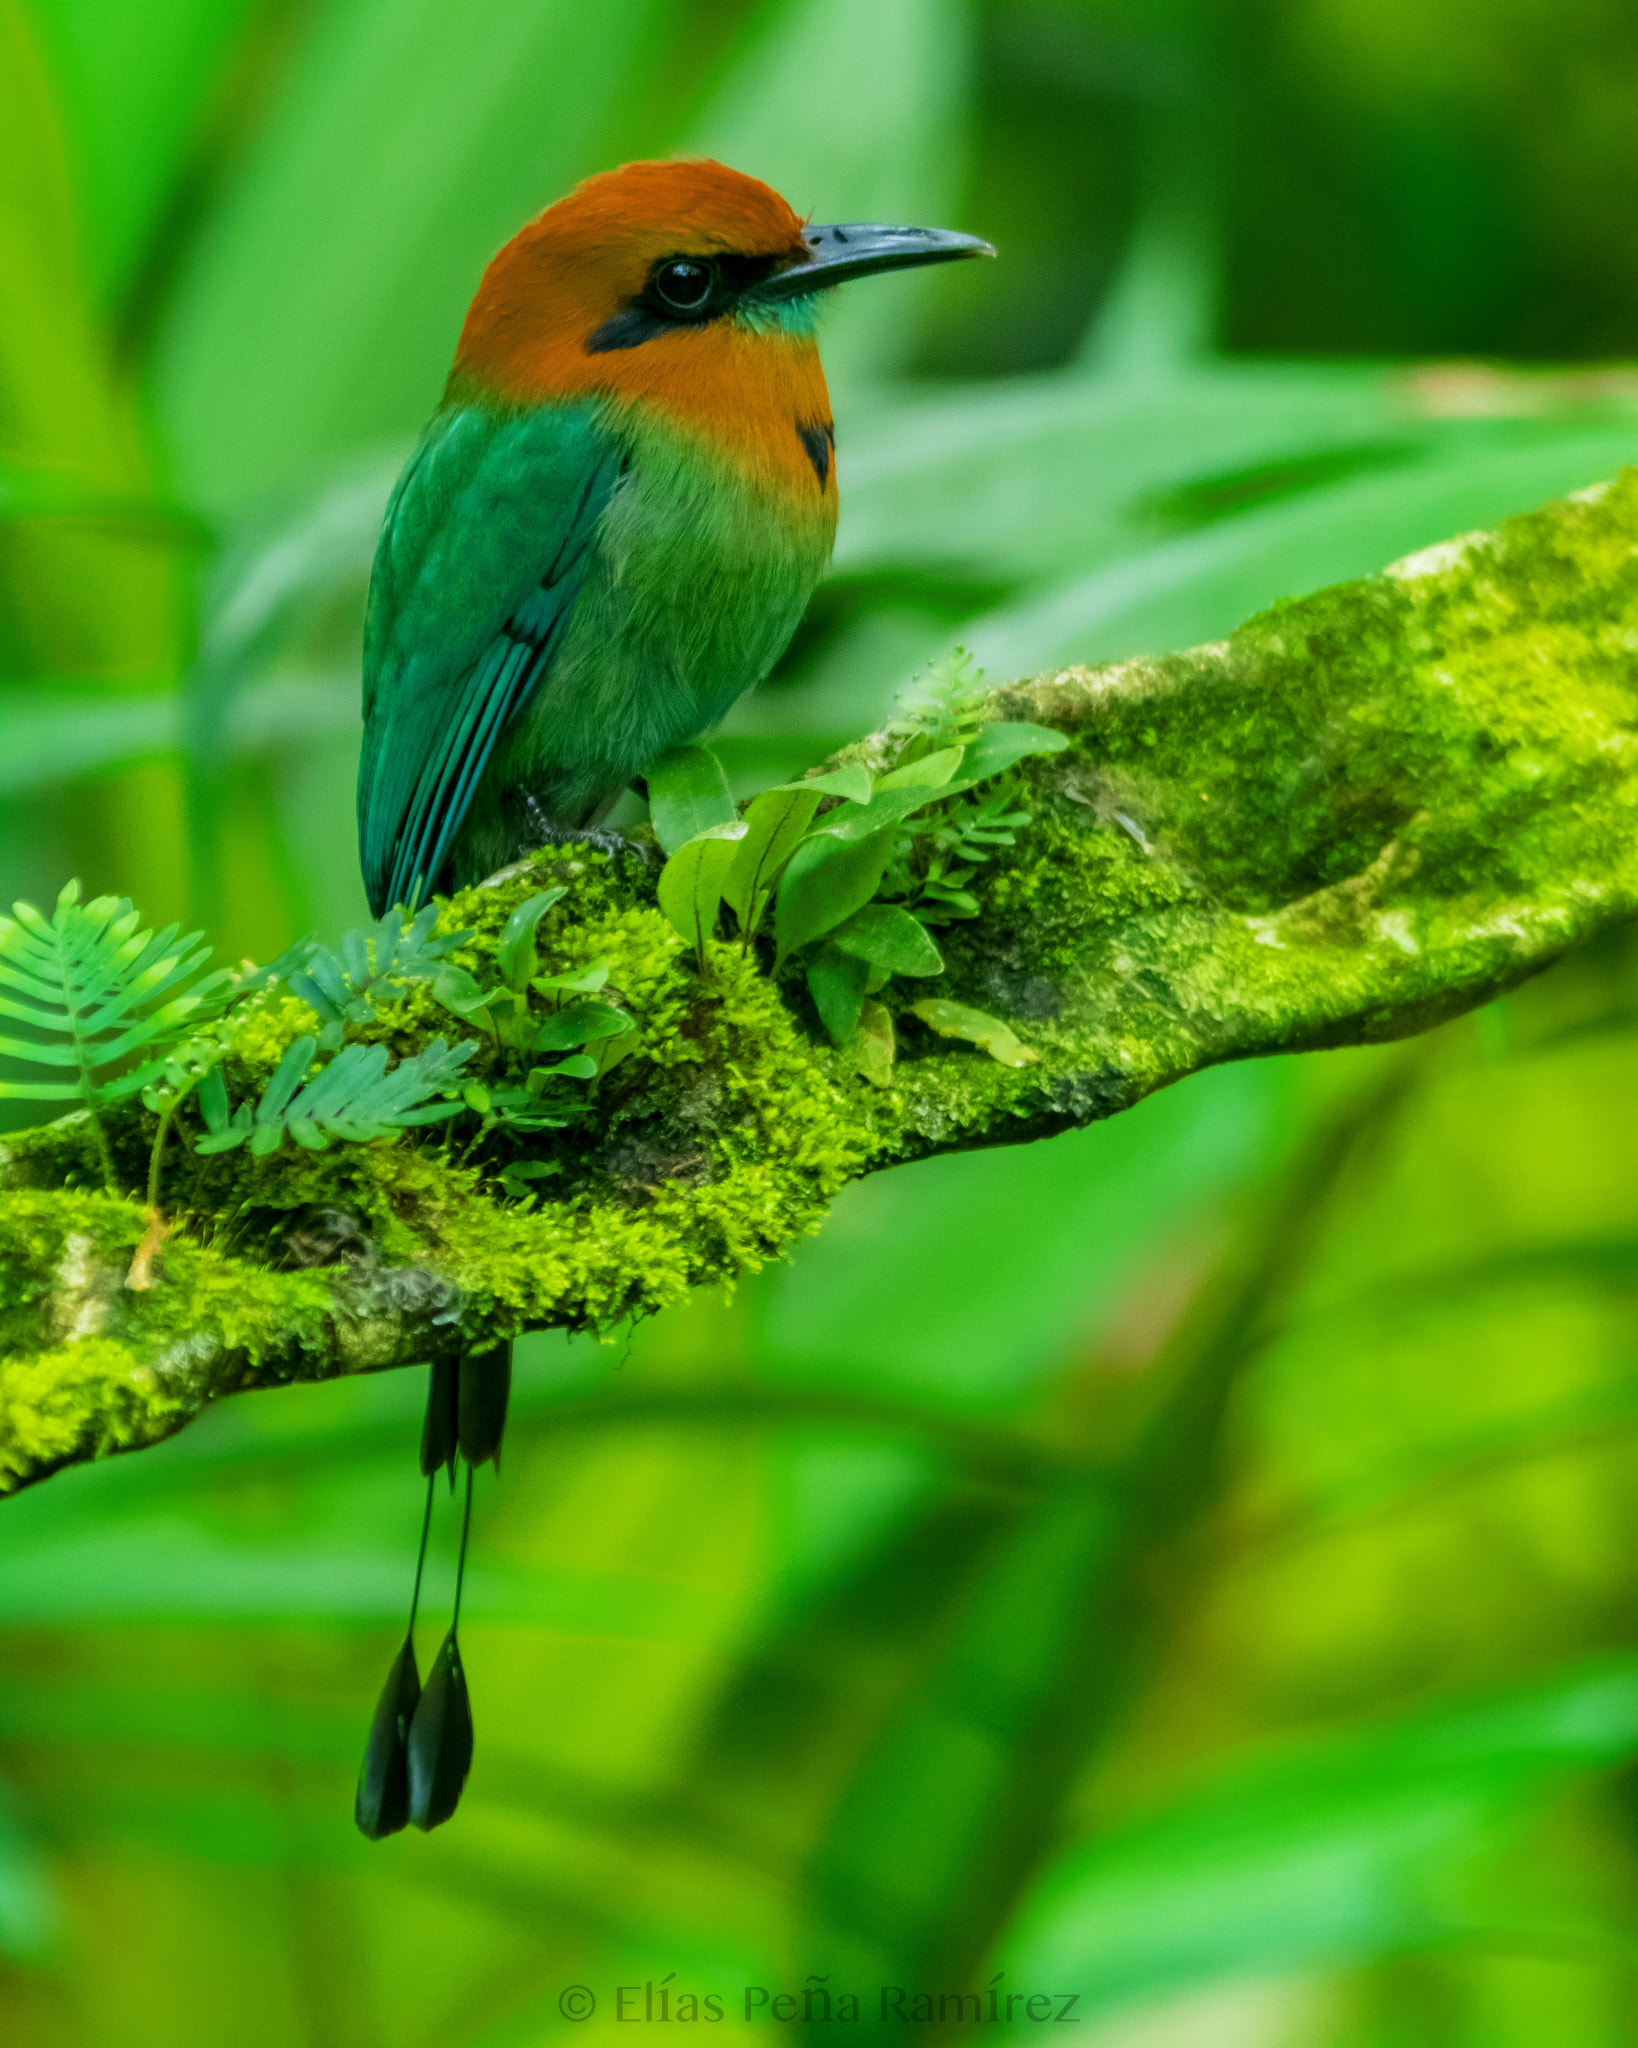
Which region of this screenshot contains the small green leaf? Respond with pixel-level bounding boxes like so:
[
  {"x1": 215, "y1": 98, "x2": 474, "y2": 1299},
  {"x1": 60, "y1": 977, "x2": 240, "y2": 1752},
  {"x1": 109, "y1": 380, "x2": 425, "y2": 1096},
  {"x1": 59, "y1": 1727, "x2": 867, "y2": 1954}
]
[
  {"x1": 831, "y1": 903, "x2": 944, "y2": 978},
  {"x1": 847, "y1": 999, "x2": 896, "y2": 1086},
  {"x1": 807, "y1": 948, "x2": 869, "y2": 1043},
  {"x1": 531, "y1": 959, "x2": 608, "y2": 996},
  {"x1": 257, "y1": 1037, "x2": 317, "y2": 1125},
  {"x1": 431, "y1": 964, "x2": 495, "y2": 1022},
  {"x1": 647, "y1": 744, "x2": 736, "y2": 854},
  {"x1": 876, "y1": 745, "x2": 965, "y2": 791},
  {"x1": 496, "y1": 888, "x2": 567, "y2": 991},
  {"x1": 723, "y1": 787, "x2": 822, "y2": 936},
  {"x1": 194, "y1": 1065, "x2": 253, "y2": 1152},
  {"x1": 529, "y1": 999, "x2": 632, "y2": 1051},
  {"x1": 808, "y1": 784, "x2": 947, "y2": 845},
  {"x1": 657, "y1": 822, "x2": 747, "y2": 953},
  {"x1": 586, "y1": 1027, "x2": 640, "y2": 1080},
  {"x1": 957, "y1": 721, "x2": 1069, "y2": 784},
  {"x1": 535, "y1": 1053, "x2": 598, "y2": 1081},
  {"x1": 910, "y1": 999, "x2": 1040, "y2": 1068},
  {"x1": 790, "y1": 764, "x2": 873, "y2": 805},
  {"x1": 775, "y1": 828, "x2": 898, "y2": 964}
]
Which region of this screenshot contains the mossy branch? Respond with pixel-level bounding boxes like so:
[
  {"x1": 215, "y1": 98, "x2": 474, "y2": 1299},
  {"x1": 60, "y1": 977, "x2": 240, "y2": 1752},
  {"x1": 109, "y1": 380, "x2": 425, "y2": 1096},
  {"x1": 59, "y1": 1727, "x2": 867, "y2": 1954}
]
[{"x1": 5, "y1": 472, "x2": 1638, "y2": 1496}]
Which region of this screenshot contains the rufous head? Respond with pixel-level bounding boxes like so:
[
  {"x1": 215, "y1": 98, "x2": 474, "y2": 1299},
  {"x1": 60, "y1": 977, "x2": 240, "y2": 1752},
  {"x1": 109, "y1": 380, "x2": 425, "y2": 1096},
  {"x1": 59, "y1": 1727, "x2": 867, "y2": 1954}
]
[{"x1": 451, "y1": 158, "x2": 992, "y2": 403}]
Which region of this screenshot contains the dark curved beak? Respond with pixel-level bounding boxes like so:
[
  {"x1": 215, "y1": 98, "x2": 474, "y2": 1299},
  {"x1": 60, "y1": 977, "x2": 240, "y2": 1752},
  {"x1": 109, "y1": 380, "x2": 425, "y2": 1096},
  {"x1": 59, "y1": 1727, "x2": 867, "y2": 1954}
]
[{"x1": 759, "y1": 222, "x2": 996, "y2": 301}]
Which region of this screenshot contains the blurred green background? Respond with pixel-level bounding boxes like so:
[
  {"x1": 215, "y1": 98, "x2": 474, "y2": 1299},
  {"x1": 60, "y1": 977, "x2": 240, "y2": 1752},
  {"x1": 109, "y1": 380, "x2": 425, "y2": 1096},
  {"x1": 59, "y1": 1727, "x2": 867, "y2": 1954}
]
[{"x1": 6, "y1": 0, "x2": 1638, "y2": 2040}]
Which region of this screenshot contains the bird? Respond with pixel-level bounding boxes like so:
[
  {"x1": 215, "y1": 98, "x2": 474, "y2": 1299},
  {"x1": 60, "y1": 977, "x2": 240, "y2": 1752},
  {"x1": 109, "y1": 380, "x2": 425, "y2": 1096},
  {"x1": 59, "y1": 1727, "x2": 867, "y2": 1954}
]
[{"x1": 356, "y1": 157, "x2": 993, "y2": 917}]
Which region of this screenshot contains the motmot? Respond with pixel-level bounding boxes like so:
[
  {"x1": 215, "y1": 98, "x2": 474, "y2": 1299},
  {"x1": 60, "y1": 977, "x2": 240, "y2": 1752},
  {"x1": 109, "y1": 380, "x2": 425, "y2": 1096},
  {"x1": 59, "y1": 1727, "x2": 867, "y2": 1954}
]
[{"x1": 356, "y1": 158, "x2": 992, "y2": 916}]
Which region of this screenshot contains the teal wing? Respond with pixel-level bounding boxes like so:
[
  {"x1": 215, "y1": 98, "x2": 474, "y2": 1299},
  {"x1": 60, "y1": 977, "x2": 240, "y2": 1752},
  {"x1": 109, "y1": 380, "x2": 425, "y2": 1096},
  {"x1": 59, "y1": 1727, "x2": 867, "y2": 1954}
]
[{"x1": 358, "y1": 400, "x2": 621, "y2": 915}]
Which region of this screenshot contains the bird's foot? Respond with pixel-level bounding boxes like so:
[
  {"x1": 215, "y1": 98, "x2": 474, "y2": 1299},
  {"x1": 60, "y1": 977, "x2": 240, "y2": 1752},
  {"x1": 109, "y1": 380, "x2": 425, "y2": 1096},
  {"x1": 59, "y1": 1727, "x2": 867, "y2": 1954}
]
[{"x1": 516, "y1": 791, "x2": 653, "y2": 866}]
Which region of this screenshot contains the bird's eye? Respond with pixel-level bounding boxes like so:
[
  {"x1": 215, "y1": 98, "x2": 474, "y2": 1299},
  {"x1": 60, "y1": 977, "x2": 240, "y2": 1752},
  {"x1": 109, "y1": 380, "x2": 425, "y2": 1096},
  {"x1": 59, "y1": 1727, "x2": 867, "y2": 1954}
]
[{"x1": 652, "y1": 259, "x2": 715, "y2": 314}]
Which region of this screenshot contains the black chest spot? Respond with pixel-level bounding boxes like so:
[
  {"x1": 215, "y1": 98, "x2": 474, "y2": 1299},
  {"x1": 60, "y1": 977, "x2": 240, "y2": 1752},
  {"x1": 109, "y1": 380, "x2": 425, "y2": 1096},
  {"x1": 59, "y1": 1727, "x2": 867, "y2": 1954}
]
[{"x1": 796, "y1": 419, "x2": 835, "y2": 488}]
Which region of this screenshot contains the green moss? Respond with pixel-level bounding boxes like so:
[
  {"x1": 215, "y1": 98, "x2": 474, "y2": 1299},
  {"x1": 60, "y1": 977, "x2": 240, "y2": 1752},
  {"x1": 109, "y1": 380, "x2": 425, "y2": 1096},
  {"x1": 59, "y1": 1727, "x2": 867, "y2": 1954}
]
[
  {"x1": 0, "y1": 1187, "x2": 144, "y2": 1355},
  {"x1": 7, "y1": 474, "x2": 1638, "y2": 1494}
]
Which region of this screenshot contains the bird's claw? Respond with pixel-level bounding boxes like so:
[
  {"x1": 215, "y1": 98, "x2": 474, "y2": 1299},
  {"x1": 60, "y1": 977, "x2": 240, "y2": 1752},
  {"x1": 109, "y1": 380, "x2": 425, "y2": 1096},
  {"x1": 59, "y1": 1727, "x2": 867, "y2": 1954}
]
[{"x1": 517, "y1": 792, "x2": 653, "y2": 866}]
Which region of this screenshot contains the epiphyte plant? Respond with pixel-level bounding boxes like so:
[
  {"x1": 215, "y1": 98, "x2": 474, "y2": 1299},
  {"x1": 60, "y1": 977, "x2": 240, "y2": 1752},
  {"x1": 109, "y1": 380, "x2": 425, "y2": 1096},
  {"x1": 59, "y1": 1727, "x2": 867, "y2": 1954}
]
[
  {"x1": 647, "y1": 653, "x2": 1066, "y2": 1080},
  {"x1": 0, "y1": 882, "x2": 230, "y2": 1194}
]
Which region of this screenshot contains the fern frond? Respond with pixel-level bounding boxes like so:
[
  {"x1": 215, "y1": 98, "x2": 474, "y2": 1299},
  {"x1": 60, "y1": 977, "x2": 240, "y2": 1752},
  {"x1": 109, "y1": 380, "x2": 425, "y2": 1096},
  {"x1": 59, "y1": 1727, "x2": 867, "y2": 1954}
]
[
  {"x1": 0, "y1": 881, "x2": 229, "y2": 1106},
  {"x1": 885, "y1": 649, "x2": 989, "y2": 756},
  {"x1": 195, "y1": 1036, "x2": 475, "y2": 1156},
  {"x1": 284, "y1": 905, "x2": 472, "y2": 1034}
]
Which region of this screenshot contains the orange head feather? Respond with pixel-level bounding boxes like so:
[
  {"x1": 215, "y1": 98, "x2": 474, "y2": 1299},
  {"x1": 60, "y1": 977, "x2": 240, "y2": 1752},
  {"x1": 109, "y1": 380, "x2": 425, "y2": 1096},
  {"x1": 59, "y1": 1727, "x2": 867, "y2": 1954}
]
[
  {"x1": 447, "y1": 158, "x2": 993, "y2": 501},
  {"x1": 450, "y1": 160, "x2": 830, "y2": 498}
]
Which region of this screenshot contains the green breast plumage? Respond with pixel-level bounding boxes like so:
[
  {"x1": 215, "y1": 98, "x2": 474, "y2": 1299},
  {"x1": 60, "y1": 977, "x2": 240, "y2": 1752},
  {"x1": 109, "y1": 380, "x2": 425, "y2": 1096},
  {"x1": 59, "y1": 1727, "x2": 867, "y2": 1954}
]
[{"x1": 357, "y1": 395, "x2": 835, "y2": 916}]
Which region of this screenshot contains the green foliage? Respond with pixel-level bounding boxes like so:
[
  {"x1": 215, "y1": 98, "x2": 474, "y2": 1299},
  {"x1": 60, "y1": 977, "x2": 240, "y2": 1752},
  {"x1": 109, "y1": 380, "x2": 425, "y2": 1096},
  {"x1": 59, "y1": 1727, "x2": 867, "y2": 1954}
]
[
  {"x1": 773, "y1": 823, "x2": 900, "y2": 965},
  {"x1": 193, "y1": 1034, "x2": 473, "y2": 1155},
  {"x1": 890, "y1": 786, "x2": 1036, "y2": 924},
  {"x1": 656, "y1": 820, "x2": 747, "y2": 963},
  {"x1": 424, "y1": 887, "x2": 637, "y2": 1139},
  {"x1": 645, "y1": 743, "x2": 737, "y2": 854},
  {"x1": 0, "y1": 881, "x2": 225, "y2": 1111},
  {"x1": 9, "y1": 0, "x2": 1638, "y2": 2035},
  {"x1": 653, "y1": 669, "x2": 1065, "y2": 1072},
  {"x1": 722, "y1": 785, "x2": 822, "y2": 937},
  {"x1": 884, "y1": 646, "x2": 992, "y2": 756},
  {"x1": 909, "y1": 996, "x2": 1040, "y2": 1068},
  {"x1": 281, "y1": 902, "x2": 471, "y2": 1044},
  {"x1": 0, "y1": 880, "x2": 229, "y2": 1191}
]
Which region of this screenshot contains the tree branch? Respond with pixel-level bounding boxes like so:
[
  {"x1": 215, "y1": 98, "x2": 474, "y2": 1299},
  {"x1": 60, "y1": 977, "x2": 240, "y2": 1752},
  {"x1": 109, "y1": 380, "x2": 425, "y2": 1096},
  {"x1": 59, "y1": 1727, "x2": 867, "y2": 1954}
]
[{"x1": 4, "y1": 471, "x2": 1636, "y2": 1495}]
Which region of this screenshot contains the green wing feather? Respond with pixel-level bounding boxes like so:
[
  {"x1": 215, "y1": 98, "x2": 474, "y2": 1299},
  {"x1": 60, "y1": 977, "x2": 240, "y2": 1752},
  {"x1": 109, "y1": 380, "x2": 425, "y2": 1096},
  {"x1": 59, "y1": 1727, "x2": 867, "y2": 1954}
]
[{"x1": 357, "y1": 400, "x2": 620, "y2": 915}]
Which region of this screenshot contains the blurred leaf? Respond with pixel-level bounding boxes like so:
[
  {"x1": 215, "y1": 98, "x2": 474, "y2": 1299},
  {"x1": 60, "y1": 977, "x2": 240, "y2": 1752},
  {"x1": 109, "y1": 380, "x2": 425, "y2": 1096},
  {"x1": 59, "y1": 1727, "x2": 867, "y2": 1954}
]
[
  {"x1": 680, "y1": 0, "x2": 974, "y2": 385},
  {"x1": 875, "y1": 744, "x2": 964, "y2": 791},
  {"x1": 833, "y1": 362, "x2": 1408, "y2": 584},
  {"x1": 965, "y1": 423, "x2": 1638, "y2": 674},
  {"x1": 26, "y1": 0, "x2": 261, "y2": 304},
  {"x1": 1000, "y1": 1660, "x2": 1638, "y2": 2017},
  {"x1": 0, "y1": 682, "x2": 177, "y2": 792},
  {"x1": 957, "y1": 721, "x2": 1069, "y2": 784},
  {"x1": 0, "y1": 0, "x2": 185, "y2": 704},
  {"x1": 757, "y1": 1059, "x2": 1289, "y2": 1406},
  {"x1": 152, "y1": 0, "x2": 687, "y2": 511},
  {"x1": 795, "y1": 765, "x2": 874, "y2": 805}
]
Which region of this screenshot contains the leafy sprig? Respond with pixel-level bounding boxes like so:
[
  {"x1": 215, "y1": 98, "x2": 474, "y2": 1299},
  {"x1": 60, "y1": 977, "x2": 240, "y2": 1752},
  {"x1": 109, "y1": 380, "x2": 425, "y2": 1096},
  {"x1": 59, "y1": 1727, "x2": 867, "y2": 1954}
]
[
  {"x1": 646, "y1": 653, "x2": 1066, "y2": 1078},
  {"x1": 281, "y1": 904, "x2": 472, "y2": 1047},
  {"x1": 428, "y1": 890, "x2": 638, "y2": 1145},
  {"x1": 882, "y1": 647, "x2": 992, "y2": 758},
  {"x1": 0, "y1": 881, "x2": 231, "y2": 1189},
  {"x1": 195, "y1": 1036, "x2": 474, "y2": 1155}
]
